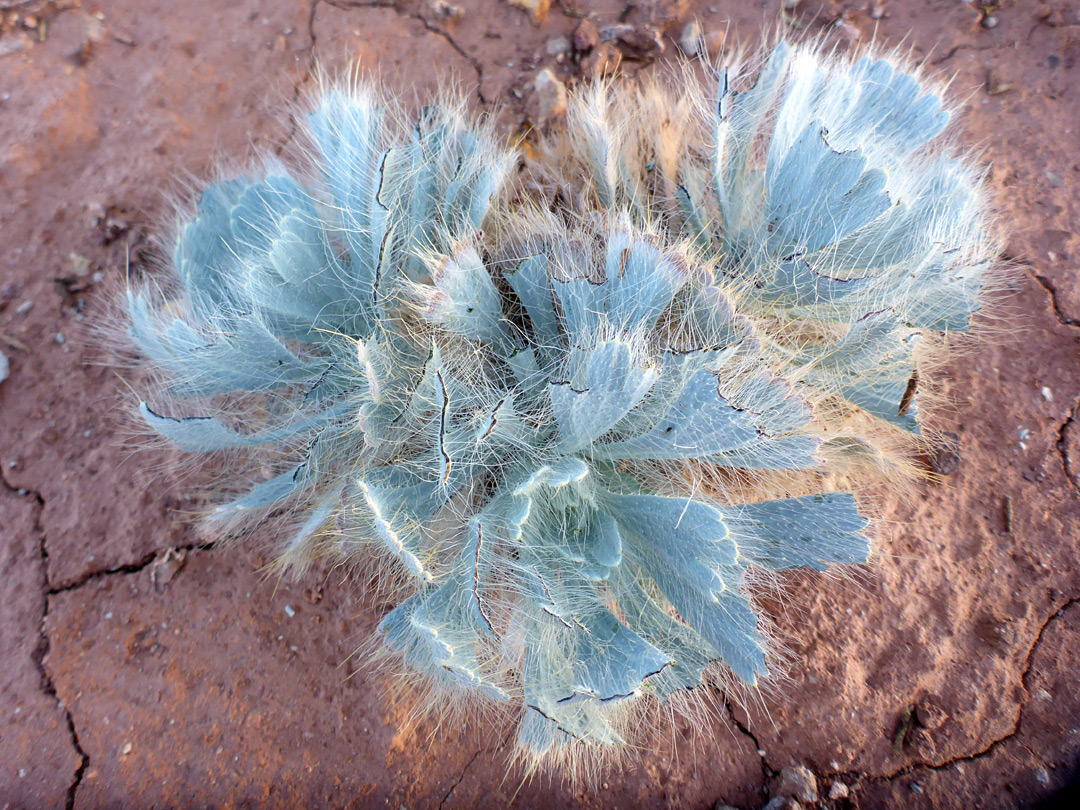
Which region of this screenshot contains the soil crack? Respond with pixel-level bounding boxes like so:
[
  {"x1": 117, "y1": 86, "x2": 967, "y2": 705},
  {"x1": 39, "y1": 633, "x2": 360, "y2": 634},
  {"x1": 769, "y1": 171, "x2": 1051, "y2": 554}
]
[
  {"x1": 321, "y1": 0, "x2": 487, "y2": 104},
  {"x1": 1055, "y1": 403, "x2": 1080, "y2": 496},
  {"x1": 2, "y1": 468, "x2": 88, "y2": 810},
  {"x1": 722, "y1": 693, "x2": 773, "y2": 784},
  {"x1": 439, "y1": 728, "x2": 514, "y2": 808},
  {"x1": 930, "y1": 42, "x2": 998, "y2": 66},
  {"x1": 47, "y1": 539, "x2": 217, "y2": 595},
  {"x1": 1032, "y1": 272, "x2": 1080, "y2": 329},
  {"x1": 837, "y1": 598, "x2": 1080, "y2": 795},
  {"x1": 274, "y1": 0, "x2": 322, "y2": 156}
]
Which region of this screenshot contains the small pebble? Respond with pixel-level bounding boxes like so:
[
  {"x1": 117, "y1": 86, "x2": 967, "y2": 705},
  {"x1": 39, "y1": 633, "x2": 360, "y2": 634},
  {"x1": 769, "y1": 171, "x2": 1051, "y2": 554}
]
[
  {"x1": 776, "y1": 765, "x2": 818, "y2": 803},
  {"x1": 426, "y1": 0, "x2": 464, "y2": 22},
  {"x1": 70, "y1": 252, "x2": 91, "y2": 277},
  {"x1": 981, "y1": 14, "x2": 998, "y2": 29},
  {"x1": 1041, "y1": 386, "x2": 1053, "y2": 401},
  {"x1": 911, "y1": 781, "x2": 924, "y2": 794},
  {"x1": 0, "y1": 350, "x2": 8, "y2": 384},
  {"x1": 532, "y1": 67, "x2": 567, "y2": 126},
  {"x1": 1045, "y1": 171, "x2": 1065, "y2": 188},
  {"x1": 828, "y1": 781, "x2": 850, "y2": 800},
  {"x1": 284, "y1": 604, "x2": 296, "y2": 617},
  {"x1": 546, "y1": 36, "x2": 569, "y2": 56},
  {"x1": 16, "y1": 300, "x2": 32, "y2": 315},
  {"x1": 680, "y1": 21, "x2": 703, "y2": 56},
  {"x1": 1035, "y1": 767, "x2": 1050, "y2": 784},
  {"x1": 55, "y1": 333, "x2": 65, "y2": 344},
  {"x1": 573, "y1": 19, "x2": 599, "y2": 53},
  {"x1": 121, "y1": 742, "x2": 133, "y2": 756}
]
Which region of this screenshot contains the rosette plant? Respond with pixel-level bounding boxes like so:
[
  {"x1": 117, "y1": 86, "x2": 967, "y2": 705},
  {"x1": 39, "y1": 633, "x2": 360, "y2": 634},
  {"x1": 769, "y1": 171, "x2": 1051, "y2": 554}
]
[{"x1": 127, "y1": 41, "x2": 997, "y2": 768}]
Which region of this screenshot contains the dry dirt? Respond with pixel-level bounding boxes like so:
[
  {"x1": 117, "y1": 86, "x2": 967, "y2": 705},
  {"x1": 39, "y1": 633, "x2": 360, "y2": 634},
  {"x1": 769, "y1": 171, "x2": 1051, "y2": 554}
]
[{"x1": 1, "y1": 1, "x2": 1078, "y2": 808}]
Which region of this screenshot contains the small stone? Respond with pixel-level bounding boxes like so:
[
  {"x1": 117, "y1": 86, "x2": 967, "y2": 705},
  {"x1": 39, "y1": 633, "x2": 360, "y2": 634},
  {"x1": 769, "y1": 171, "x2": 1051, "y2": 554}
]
[
  {"x1": 927, "y1": 431, "x2": 961, "y2": 476},
  {"x1": 582, "y1": 42, "x2": 620, "y2": 79},
  {"x1": 16, "y1": 300, "x2": 33, "y2": 315},
  {"x1": 1034, "y1": 767, "x2": 1050, "y2": 784},
  {"x1": 600, "y1": 23, "x2": 665, "y2": 60},
  {"x1": 284, "y1": 604, "x2": 296, "y2": 617},
  {"x1": 911, "y1": 781, "x2": 923, "y2": 794},
  {"x1": 0, "y1": 350, "x2": 8, "y2": 384},
  {"x1": 55, "y1": 332, "x2": 65, "y2": 344},
  {"x1": 1045, "y1": 171, "x2": 1065, "y2": 188},
  {"x1": 149, "y1": 548, "x2": 187, "y2": 593},
  {"x1": 869, "y1": 1, "x2": 886, "y2": 19},
  {"x1": 505, "y1": 0, "x2": 550, "y2": 24},
  {"x1": 776, "y1": 765, "x2": 818, "y2": 804},
  {"x1": 1041, "y1": 386, "x2": 1053, "y2": 401},
  {"x1": 573, "y1": 19, "x2": 599, "y2": 53},
  {"x1": 828, "y1": 781, "x2": 850, "y2": 800},
  {"x1": 981, "y1": 14, "x2": 998, "y2": 29},
  {"x1": 643, "y1": 0, "x2": 691, "y2": 27},
  {"x1": 426, "y1": 0, "x2": 464, "y2": 23},
  {"x1": 70, "y1": 252, "x2": 91, "y2": 277},
  {"x1": 680, "y1": 21, "x2": 703, "y2": 56},
  {"x1": 546, "y1": 36, "x2": 570, "y2": 56},
  {"x1": 916, "y1": 695, "x2": 949, "y2": 731},
  {"x1": 531, "y1": 68, "x2": 567, "y2": 126},
  {"x1": 986, "y1": 69, "x2": 1014, "y2": 95},
  {"x1": 121, "y1": 742, "x2": 133, "y2": 756}
]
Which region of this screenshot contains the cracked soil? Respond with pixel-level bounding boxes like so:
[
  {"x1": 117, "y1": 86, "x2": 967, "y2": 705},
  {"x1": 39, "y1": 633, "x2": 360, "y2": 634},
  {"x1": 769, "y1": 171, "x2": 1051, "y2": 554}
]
[{"x1": 1, "y1": 1, "x2": 1078, "y2": 808}]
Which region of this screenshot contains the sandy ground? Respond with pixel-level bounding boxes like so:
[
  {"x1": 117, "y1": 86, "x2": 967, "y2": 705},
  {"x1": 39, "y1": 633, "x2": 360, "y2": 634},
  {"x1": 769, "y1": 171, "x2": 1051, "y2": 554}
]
[{"x1": 1, "y1": 1, "x2": 1078, "y2": 808}]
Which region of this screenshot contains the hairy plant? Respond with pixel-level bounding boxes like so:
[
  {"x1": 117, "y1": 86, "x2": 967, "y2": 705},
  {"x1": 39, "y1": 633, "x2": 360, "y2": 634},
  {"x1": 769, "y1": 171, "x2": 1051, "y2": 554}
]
[{"x1": 126, "y1": 41, "x2": 999, "y2": 771}]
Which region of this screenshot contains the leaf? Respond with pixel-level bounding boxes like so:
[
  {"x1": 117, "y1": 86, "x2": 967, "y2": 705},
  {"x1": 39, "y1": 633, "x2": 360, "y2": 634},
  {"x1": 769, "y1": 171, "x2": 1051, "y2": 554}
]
[
  {"x1": 379, "y1": 522, "x2": 507, "y2": 699},
  {"x1": 424, "y1": 243, "x2": 511, "y2": 350},
  {"x1": 552, "y1": 231, "x2": 689, "y2": 340},
  {"x1": 549, "y1": 340, "x2": 658, "y2": 452},
  {"x1": 504, "y1": 253, "x2": 564, "y2": 366},
  {"x1": 763, "y1": 122, "x2": 891, "y2": 259},
  {"x1": 607, "y1": 491, "x2": 767, "y2": 683},
  {"x1": 729, "y1": 492, "x2": 869, "y2": 571},
  {"x1": 139, "y1": 401, "x2": 351, "y2": 452},
  {"x1": 593, "y1": 367, "x2": 761, "y2": 461},
  {"x1": 354, "y1": 467, "x2": 454, "y2": 582}
]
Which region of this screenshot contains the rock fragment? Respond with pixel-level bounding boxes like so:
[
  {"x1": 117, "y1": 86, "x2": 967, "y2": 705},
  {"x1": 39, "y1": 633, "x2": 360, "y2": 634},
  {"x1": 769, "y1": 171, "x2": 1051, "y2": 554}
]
[
  {"x1": 546, "y1": 36, "x2": 570, "y2": 56},
  {"x1": 599, "y1": 23, "x2": 665, "y2": 60},
  {"x1": 506, "y1": 0, "x2": 550, "y2": 24},
  {"x1": 531, "y1": 68, "x2": 567, "y2": 127},
  {"x1": 776, "y1": 765, "x2": 818, "y2": 804},
  {"x1": 680, "y1": 21, "x2": 703, "y2": 56},
  {"x1": 828, "y1": 780, "x2": 850, "y2": 800},
  {"x1": 426, "y1": 0, "x2": 464, "y2": 23},
  {"x1": 573, "y1": 19, "x2": 599, "y2": 53},
  {"x1": 582, "y1": 42, "x2": 620, "y2": 80}
]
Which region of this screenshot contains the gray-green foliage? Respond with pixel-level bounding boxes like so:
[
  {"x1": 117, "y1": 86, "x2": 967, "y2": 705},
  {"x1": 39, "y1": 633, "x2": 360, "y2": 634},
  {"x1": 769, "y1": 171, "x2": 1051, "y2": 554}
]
[{"x1": 128, "y1": 42, "x2": 994, "y2": 764}]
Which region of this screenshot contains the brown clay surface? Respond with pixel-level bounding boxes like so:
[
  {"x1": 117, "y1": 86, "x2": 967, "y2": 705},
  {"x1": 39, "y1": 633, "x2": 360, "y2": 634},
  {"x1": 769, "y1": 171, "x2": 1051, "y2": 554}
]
[{"x1": 1, "y1": 1, "x2": 1078, "y2": 808}]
